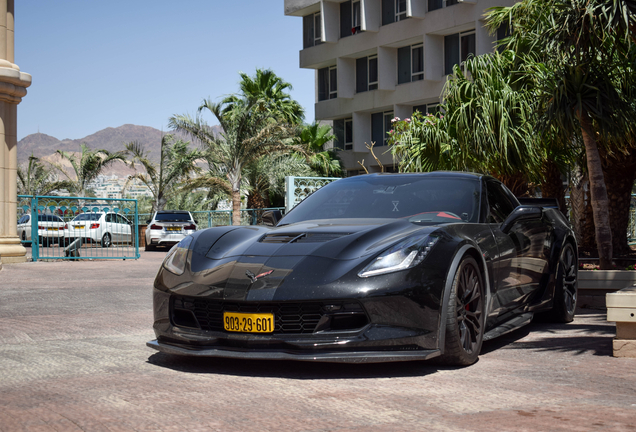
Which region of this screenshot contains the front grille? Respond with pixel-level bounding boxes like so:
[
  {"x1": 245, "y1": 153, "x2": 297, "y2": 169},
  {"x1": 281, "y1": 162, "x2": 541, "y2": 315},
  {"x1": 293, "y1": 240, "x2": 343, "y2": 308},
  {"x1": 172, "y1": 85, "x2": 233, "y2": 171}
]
[{"x1": 171, "y1": 297, "x2": 367, "y2": 334}]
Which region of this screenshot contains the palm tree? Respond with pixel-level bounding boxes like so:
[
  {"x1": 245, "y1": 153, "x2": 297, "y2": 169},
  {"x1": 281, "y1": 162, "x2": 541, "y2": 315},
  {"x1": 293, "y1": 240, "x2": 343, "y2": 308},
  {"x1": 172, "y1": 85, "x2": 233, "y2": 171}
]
[
  {"x1": 17, "y1": 155, "x2": 74, "y2": 196},
  {"x1": 52, "y1": 143, "x2": 127, "y2": 197},
  {"x1": 125, "y1": 134, "x2": 202, "y2": 213},
  {"x1": 298, "y1": 122, "x2": 344, "y2": 177},
  {"x1": 170, "y1": 99, "x2": 302, "y2": 225},
  {"x1": 244, "y1": 152, "x2": 314, "y2": 209},
  {"x1": 229, "y1": 68, "x2": 305, "y2": 125},
  {"x1": 390, "y1": 50, "x2": 541, "y2": 196},
  {"x1": 487, "y1": 0, "x2": 636, "y2": 268}
]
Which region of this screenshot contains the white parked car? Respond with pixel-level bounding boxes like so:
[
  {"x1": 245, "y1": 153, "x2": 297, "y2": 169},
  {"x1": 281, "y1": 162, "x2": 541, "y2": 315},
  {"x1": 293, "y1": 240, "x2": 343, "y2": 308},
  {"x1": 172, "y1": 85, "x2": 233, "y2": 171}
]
[
  {"x1": 17, "y1": 214, "x2": 66, "y2": 247},
  {"x1": 64, "y1": 212, "x2": 132, "y2": 247},
  {"x1": 145, "y1": 210, "x2": 197, "y2": 251}
]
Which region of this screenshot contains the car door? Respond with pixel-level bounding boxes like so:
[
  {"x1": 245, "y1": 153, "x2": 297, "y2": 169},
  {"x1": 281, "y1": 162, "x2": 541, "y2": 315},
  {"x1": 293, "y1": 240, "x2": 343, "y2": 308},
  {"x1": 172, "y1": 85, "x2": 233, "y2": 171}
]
[
  {"x1": 117, "y1": 214, "x2": 132, "y2": 244},
  {"x1": 104, "y1": 213, "x2": 118, "y2": 243},
  {"x1": 17, "y1": 215, "x2": 26, "y2": 240},
  {"x1": 486, "y1": 179, "x2": 550, "y2": 317}
]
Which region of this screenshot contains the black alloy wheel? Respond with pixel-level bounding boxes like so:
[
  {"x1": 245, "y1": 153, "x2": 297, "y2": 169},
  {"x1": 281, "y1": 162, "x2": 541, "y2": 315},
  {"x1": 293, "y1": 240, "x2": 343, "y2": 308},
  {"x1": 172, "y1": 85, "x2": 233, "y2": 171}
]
[
  {"x1": 440, "y1": 255, "x2": 485, "y2": 366},
  {"x1": 543, "y1": 243, "x2": 577, "y2": 323},
  {"x1": 102, "y1": 233, "x2": 112, "y2": 248}
]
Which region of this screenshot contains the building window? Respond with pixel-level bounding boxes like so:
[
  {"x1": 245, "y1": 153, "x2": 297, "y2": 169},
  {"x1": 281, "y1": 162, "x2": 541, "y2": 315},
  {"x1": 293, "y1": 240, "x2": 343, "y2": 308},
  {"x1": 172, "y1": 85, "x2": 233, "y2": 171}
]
[
  {"x1": 303, "y1": 12, "x2": 322, "y2": 48},
  {"x1": 341, "y1": 0, "x2": 362, "y2": 38},
  {"x1": 413, "y1": 103, "x2": 440, "y2": 115},
  {"x1": 318, "y1": 66, "x2": 337, "y2": 101},
  {"x1": 334, "y1": 118, "x2": 353, "y2": 150},
  {"x1": 382, "y1": 0, "x2": 408, "y2": 25},
  {"x1": 398, "y1": 43, "x2": 424, "y2": 84},
  {"x1": 444, "y1": 30, "x2": 475, "y2": 75},
  {"x1": 496, "y1": 23, "x2": 510, "y2": 52},
  {"x1": 429, "y1": 0, "x2": 458, "y2": 12},
  {"x1": 371, "y1": 111, "x2": 393, "y2": 147},
  {"x1": 356, "y1": 55, "x2": 378, "y2": 93}
]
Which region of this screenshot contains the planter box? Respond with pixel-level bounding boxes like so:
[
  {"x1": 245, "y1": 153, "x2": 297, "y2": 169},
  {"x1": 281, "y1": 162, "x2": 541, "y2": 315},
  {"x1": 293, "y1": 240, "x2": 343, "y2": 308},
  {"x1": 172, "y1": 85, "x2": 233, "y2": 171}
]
[
  {"x1": 607, "y1": 286, "x2": 636, "y2": 358},
  {"x1": 579, "y1": 270, "x2": 636, "y2": 309}
]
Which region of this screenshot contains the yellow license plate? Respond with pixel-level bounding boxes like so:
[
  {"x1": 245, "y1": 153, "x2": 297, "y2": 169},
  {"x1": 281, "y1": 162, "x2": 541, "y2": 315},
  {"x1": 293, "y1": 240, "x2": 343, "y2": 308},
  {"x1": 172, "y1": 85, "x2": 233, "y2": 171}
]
[
  {"x1": 75, "y1": 226, "x2": 85, "y2": 230},
  {"x1": 223, "y1": 312, "x2": 274, "y2": 333},
  {"x1": 47, "y1": 227, "x2": 57, "y2": 231},
  {"x1": 166, "y1": 227, "x2": 181, "y2": 231}
]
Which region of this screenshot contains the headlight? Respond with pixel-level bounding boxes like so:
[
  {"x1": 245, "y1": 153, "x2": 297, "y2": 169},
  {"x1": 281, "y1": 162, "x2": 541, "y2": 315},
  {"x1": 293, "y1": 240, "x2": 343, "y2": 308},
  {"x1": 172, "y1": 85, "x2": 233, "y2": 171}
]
[
  {"x1": 163, "y1": 236, "x2": 193, "y2": 275},
  {"x1": 358, "y1": 234, "x2": 439, "y2": 278}
]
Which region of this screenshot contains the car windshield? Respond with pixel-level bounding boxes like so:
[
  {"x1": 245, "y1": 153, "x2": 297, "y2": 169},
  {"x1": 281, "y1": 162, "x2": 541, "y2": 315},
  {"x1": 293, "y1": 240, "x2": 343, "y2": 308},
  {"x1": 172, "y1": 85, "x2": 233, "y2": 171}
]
[
  {"x1": 281, "y1": 175, "x2": 481, "y2": 225},
  {"x1": 155, "y1": 213, "x2": 191, "y2": 222},
  {"x1": 73, "y1": 213, "x2": 102, "y2": 221},
  {"x1": 37, "y1": 215, "x2": 63, "y2": 222}
]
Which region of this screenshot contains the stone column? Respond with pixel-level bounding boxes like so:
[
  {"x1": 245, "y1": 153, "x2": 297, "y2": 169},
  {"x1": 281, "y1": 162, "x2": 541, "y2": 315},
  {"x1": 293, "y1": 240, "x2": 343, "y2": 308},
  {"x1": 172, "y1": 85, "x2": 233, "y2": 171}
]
[{"x1": 0, "y1": 0, "x2": 31, "y2": 268}]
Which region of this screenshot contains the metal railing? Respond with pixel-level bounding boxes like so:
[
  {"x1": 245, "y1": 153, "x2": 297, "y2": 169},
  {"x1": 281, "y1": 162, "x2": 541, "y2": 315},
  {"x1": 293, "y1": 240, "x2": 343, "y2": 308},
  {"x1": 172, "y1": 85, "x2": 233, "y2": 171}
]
[
  {"x1": 18, "y1": 195, "x2": 139, "y2": 261},
  {"x1": 139, "y1": 208, "x2": 285, "y2": 229},
  {"x1": 285, "y1": 176, "x2": 340, "y2": 213}
]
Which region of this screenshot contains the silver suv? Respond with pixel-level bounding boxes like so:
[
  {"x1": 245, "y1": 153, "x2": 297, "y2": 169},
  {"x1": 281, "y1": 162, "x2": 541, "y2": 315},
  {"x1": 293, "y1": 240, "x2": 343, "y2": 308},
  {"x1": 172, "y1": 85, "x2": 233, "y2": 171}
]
[{"x1": 144, "y1": 210, "x2": 197, "y2": 251}]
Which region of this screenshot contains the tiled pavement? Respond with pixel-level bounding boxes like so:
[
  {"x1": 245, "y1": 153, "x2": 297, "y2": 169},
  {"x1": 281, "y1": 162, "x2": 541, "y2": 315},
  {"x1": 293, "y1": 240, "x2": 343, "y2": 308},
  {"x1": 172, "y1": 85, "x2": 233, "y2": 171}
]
[{"x1": 0, "y1": 252, "x2": 635, "y2": 432}]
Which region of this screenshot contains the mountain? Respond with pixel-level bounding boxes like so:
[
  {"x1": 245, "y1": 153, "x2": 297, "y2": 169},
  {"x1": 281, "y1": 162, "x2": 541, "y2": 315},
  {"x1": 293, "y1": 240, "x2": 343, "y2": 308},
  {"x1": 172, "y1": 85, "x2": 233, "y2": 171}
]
[{"x1": 17, "y1": 124, "x2": 222, "y2": 177}]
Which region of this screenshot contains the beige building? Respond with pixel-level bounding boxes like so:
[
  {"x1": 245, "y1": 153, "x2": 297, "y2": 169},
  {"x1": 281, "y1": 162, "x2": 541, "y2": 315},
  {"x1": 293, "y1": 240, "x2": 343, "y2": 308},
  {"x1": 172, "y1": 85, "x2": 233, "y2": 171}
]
[
  {"x1": 0, "y1": 0, "x2": 31, "y2": 268},
  {"x1": 284, "y1": 0, "x2": 515, "y2": 174}
]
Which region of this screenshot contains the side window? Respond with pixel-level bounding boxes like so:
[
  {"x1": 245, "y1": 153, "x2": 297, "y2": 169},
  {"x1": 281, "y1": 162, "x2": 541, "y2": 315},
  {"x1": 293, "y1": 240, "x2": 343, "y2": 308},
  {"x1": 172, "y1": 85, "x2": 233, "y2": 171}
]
[
  {"x1": 106, "y1": 214, "x2": 114, "y2": 223},
  {"x1": 486, "y1": 181, "x2": 517, "y2": 223},
  {"x1": 117, "y1": 214, "x2": 129, "y2": 225}
]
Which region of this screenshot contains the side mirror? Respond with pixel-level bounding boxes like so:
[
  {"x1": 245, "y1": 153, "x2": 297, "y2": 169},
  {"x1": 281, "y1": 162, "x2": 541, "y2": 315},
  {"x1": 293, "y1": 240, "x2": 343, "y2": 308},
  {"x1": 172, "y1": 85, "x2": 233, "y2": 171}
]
[
  {"x1": 501, "y1": 205, "x2": 542, "y2": 234},
  {"x1": 262, "y1": 210, "x2": 282, "y2": 227}
]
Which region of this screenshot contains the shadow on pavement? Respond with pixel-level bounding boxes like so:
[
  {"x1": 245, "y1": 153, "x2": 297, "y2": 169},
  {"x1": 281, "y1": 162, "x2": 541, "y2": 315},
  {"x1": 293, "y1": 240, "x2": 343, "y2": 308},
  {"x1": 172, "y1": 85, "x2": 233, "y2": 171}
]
[{"x1": 481, "y1": 310, "x2": 614, "y2": 357}]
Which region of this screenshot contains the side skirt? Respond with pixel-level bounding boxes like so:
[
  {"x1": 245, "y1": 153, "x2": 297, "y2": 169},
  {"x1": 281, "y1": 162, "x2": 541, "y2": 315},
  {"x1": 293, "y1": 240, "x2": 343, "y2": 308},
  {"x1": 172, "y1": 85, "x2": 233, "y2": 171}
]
[{"x1": 483, "y1": 313, "x2": 533, "y2": 341}]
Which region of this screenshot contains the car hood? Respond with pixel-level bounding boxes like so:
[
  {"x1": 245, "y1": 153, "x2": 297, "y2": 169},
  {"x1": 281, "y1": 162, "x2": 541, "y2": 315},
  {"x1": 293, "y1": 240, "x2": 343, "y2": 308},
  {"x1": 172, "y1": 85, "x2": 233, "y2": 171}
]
[
  {"x1": 200, "y1": 218, "x2": 435, "y2": 261},
  {"x1": 162, "y1": 219, "x2": 441, "y2": 301}
]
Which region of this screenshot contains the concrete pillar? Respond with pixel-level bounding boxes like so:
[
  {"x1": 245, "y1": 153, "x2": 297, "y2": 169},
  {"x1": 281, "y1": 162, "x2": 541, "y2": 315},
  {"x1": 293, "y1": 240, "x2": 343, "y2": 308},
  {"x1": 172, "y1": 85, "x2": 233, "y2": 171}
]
[{"x1": 0, "y1": 0, "x2": 31, "y2": 268}]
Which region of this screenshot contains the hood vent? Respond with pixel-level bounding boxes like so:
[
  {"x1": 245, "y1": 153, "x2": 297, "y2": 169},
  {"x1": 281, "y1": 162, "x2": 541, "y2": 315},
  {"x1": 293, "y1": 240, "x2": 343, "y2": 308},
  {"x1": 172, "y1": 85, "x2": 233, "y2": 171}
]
[{"x1": 260, "y1": 232, "x2": 349, "y2": 244}]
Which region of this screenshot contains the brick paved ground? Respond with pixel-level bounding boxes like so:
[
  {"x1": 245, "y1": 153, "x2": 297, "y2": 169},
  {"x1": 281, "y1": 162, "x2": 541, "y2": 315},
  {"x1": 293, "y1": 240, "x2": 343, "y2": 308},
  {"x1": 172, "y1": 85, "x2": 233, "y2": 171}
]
[{"x1": 0, "y1": 252, "x2": 635, "y2": 432}]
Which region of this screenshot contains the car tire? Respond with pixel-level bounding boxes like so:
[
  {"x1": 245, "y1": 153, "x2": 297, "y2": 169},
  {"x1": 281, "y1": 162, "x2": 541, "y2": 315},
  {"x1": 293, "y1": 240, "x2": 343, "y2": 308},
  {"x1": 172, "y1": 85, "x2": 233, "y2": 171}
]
[
  {"x1": 439, "y1": 255, "x2": 485, "y2": 367},
  {"x1": 539, "y1": 242, "x2": 578, "y2": 323},
  {"x1": 21, "y1": 232, "x2": 26, "y2": 241},
  {"x1": 101, "y1": 233, "x2": 112, "y2": 248}
]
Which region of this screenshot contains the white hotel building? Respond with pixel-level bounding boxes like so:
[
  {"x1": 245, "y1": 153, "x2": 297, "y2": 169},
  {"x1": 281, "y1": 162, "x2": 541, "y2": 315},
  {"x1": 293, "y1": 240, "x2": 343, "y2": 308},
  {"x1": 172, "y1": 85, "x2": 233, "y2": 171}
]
[{"x1": 284, "y1": 0, "x2": 516, "y2": 175}]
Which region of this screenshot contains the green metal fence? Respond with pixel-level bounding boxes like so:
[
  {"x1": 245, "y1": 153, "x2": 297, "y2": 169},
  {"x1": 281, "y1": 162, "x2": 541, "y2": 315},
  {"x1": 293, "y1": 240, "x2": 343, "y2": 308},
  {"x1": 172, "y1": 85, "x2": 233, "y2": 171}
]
[
  {"x1": 18, "y1": 195, "x2": 139, "y2": 261},
  {"x1": 139, "y1": 208, "x2": 285, "y2": 229},
  {"x1": 285, "y1": 176, "x2": 340, "y2": 213}
]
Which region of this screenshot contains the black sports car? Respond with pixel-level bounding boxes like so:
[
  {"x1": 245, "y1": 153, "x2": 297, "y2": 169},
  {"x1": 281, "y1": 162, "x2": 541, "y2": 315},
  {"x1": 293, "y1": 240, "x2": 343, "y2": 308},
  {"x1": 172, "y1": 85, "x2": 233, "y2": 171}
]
[{"x1": 147, "y1": 172, "x2": 578, "y2": 366}]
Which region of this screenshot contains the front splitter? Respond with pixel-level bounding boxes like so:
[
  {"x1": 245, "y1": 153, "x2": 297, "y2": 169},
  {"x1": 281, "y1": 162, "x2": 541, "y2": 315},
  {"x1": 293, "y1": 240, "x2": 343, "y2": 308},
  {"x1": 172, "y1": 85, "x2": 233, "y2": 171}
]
[{"x1": 147, "y1": 340, "x2": 440, "y2": 364}]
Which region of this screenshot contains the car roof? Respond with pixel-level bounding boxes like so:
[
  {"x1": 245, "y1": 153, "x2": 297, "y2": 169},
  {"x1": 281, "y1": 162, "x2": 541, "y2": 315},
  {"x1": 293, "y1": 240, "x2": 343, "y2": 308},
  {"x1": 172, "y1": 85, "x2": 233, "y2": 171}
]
[{"x1": 156, "y1": 210, "x2": 190, "y2": 214}]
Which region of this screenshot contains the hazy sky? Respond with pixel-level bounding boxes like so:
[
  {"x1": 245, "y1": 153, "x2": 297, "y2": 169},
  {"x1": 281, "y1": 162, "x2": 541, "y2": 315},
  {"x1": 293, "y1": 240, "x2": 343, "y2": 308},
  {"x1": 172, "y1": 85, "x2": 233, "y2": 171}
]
[{"x1": 14, "y1": 1, "x2": 314, "y2": 140}]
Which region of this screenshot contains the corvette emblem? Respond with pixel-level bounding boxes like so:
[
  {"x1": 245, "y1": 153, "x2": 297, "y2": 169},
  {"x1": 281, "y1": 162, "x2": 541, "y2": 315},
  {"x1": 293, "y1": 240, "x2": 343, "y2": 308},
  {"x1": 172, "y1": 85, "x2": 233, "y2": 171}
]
[{"x1": 245, "y1": 269, "x2": 274, "y2": 283}]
